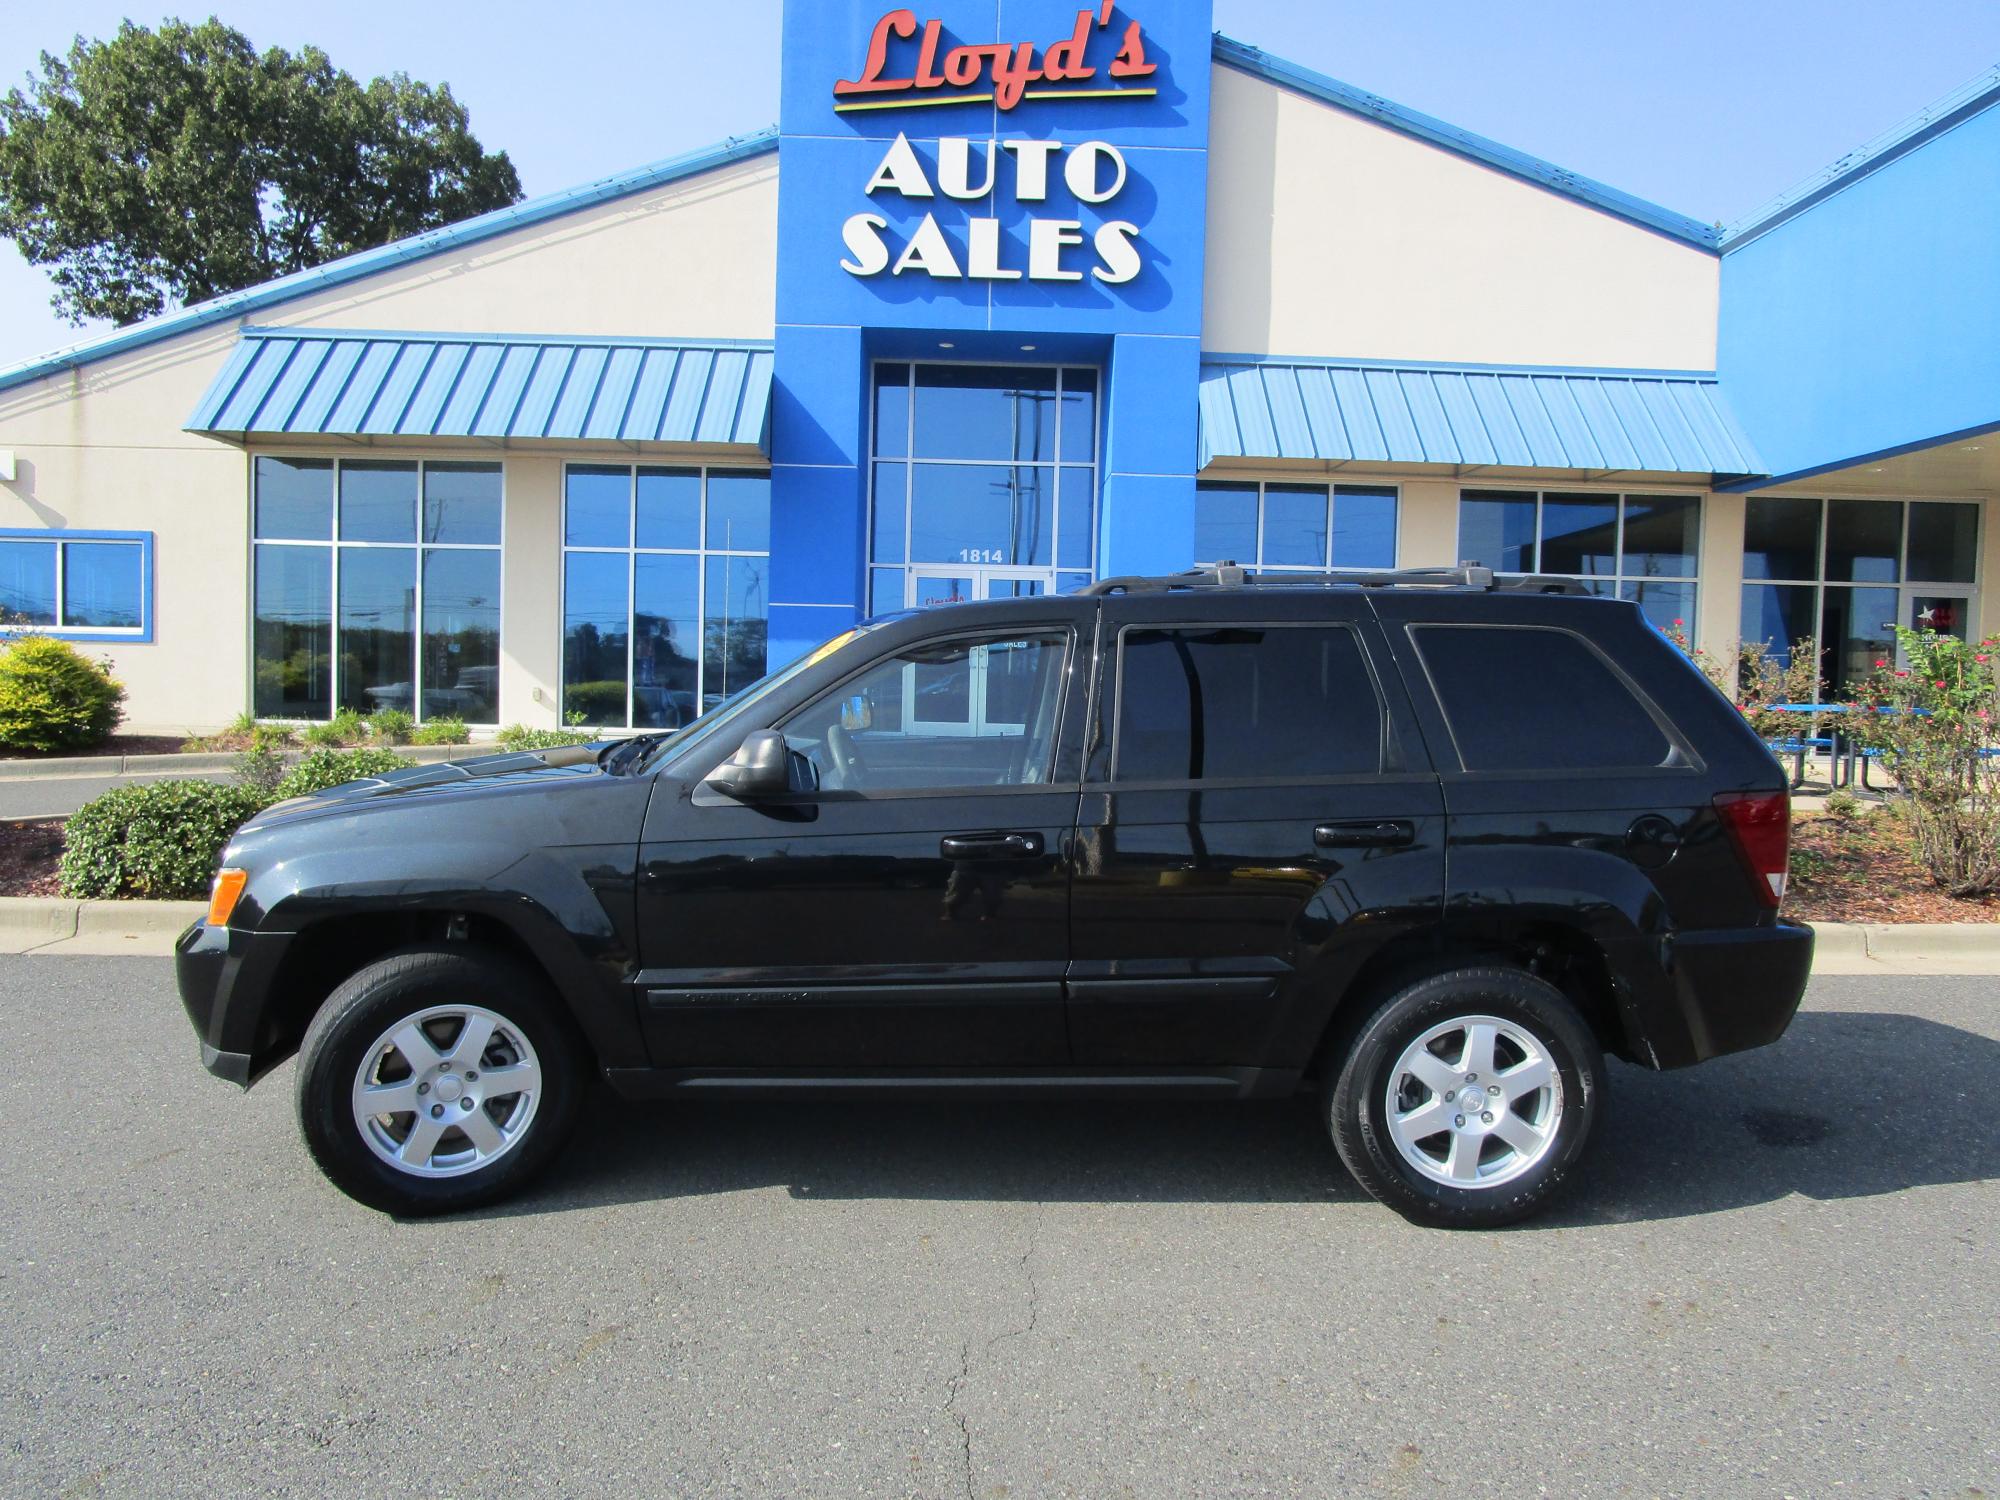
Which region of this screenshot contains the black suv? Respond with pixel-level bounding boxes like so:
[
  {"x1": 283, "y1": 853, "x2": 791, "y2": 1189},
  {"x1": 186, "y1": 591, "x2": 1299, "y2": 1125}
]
[{"x1": 177, "y1": 566, "x2": 1813, "y2": 1226}]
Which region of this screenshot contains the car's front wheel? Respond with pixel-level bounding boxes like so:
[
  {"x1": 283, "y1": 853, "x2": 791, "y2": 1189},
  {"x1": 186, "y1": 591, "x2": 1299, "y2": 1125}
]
[
  {"x1": 1326, "y1": 966, "x2": 1603, "y2": 1228},
  {"x1": 295, "y1": 947, "x2": 583, "y2": 1216}
]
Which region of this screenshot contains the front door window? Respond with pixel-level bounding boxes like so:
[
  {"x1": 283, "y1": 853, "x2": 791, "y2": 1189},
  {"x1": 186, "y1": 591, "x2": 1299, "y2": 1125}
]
[{"x1": 782, "y1": 631, "x2": 1069, "y2": 793}]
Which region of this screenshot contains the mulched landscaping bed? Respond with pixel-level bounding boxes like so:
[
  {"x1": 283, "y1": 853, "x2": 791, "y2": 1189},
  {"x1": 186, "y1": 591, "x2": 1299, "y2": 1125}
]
[
  {"x1": 0, "y1": 818, "x2": 66, "y2": 898},
  {"x1": 1786, "y1": 810, "x2": 2000, "y2": 925},
  {"x1": 0, "y1": 735, "x2": 191, "y2": 761}
]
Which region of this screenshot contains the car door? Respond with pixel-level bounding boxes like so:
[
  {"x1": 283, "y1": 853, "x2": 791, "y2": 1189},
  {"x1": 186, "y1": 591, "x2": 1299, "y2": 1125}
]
[
  {"x1": 633, "y1": 609, "x2": 1089, "y2": 1070},
  {"x1": 1066, "y1": 591, "x2": 1446, "y2": 1070}
]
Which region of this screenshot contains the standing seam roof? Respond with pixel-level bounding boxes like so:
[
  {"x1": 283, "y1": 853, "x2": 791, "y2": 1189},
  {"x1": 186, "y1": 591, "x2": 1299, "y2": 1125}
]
[
  {"x1": 188, "y1": 329, "x2": 773, "y2": 449},
  {"x1": 1198, "y1": 358, "x2": 1765, "y2": 477}
]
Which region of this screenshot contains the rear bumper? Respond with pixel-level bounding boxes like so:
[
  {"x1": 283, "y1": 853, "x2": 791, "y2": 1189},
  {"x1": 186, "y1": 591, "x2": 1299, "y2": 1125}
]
[
  {"x1": 176, "y1": 920, "x2": 292, "y2": 1087},
  {"x1": 1654, "y1": 920, "x2": 1814, "y2": 1068}
]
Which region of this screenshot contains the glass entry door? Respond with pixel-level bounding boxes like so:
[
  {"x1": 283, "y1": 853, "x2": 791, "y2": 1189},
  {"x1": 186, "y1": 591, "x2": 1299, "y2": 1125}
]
[{"x1": 907, "y1": 566, "x2": 1053, "y2": 610}]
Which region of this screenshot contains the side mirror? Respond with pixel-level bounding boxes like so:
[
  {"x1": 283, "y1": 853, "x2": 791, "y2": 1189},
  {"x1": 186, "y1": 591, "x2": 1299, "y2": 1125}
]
[{"x1": 705, "y1": 729, "x2": 791, "y2": 799}]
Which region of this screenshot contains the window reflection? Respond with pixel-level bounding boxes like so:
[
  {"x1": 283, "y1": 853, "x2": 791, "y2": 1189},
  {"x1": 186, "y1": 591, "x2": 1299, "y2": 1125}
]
[
  {"x1": 704, "y1": 554, "x2": 768, "y2": 711},
  {"x1": 254, "y1": 458, "x2": 503, "y2": 723},
  {"x1": 254, "y1": 545, "x2": 331, "y2": 719},
  {"x1": 563, "y1": 551, "x2": 629, "y2": 724},
  {"x1": 423, "y1": 463, "x2": 502, "y2": 546},
  {"x1": 0, "y1": 541, "x2": 57, "y2": 625},
  {"x1": 561, "y1": 466, "x2": 772, "y2": 725},
  {"x1": 1196, "y1": 483, "x2": 1399, "y2": 573},
  {"x1": 337, "y1": 546, "x2": 417, "y2": 714},
  {"x1": 909, "y1": 464, "x2": 1053, "y2": 567},
  {"x1": 422, "y1": 550, "x2": 500, "y2": 722}
]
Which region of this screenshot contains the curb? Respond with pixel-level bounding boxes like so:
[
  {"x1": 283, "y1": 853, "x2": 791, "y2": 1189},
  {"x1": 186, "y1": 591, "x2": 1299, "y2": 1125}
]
[
  {"x1": 0, "y1": 744, "x2": 472, "y2": 782},
  {"x1": 0, "y1": 896, "x2": 207, "y2": 956},
  {"x1": 1799, "y1": 921, "x2": 2000, "y2": 972}
]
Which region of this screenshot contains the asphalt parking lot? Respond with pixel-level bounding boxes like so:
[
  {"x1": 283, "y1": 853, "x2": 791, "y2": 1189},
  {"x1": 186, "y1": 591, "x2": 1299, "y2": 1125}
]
[{"x1": 1, "y1": 957, "x2": 1994, "y2": 1497}]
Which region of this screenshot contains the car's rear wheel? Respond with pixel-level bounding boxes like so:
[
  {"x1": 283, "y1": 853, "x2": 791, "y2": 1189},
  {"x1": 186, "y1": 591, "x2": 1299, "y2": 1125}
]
[
  {"x1": 295, "y1": 947, "x2": 582, "y2": 1216},
  {"x1": 1326, "y1": 966, "x2": 1602, "y2": 1228}
]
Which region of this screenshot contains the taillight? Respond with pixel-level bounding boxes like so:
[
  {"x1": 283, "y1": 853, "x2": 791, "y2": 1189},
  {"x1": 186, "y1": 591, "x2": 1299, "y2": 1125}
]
[{"x1": 1713, "y1": 791, "x2": 1790, "y2": 908}]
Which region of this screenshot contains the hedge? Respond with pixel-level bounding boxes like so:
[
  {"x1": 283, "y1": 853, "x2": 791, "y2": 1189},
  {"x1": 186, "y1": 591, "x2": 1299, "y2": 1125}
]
[
  {"x1": 58, "y1": 748, "x2": 416, "y2": 900},
  {"x1": 59, "y1": 781, "x2": 272, "y2": 899}
]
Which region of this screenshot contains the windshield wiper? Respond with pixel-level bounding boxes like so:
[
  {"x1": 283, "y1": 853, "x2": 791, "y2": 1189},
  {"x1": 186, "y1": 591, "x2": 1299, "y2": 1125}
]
[{"x1": 598, "y1": 731, "x2": 676, "y2": 773}]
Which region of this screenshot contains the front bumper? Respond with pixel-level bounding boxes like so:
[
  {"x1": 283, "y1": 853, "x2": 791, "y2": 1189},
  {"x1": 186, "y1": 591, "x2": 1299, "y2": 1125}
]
[
  {"x1": 1657, "y1": 919, "x2": 1815, "y2": 1067},
  {"x1": 176, "y1": 920, "x2": 292, "y2": 1087}
]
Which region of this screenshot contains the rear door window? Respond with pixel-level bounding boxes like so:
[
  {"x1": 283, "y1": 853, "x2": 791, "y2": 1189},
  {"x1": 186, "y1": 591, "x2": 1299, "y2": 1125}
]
[
  {"x1": 1114, "y1": 625, "x2": 1383, "y2": 781},
  {"x1": 1413, "y1": 624, "x2": 1673, "y2": 772}
]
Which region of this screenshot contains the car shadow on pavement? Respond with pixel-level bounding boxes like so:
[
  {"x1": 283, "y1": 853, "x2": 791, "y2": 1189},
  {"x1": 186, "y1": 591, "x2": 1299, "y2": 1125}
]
[{"x1": 483, "y1": 1011, "x2": 2000, "y2": 1224}]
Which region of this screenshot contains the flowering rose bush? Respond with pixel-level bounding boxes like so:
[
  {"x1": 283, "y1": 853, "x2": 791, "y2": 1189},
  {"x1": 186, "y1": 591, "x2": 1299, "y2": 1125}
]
[{"x1": 1850, "y1": 628, "x2": 2000, "y2": 896}]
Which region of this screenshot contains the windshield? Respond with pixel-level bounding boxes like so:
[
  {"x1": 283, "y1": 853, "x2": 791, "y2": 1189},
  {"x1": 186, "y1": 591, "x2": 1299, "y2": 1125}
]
[{"x1": 640, "y1": 624, "x2": 880, "y2": 775}]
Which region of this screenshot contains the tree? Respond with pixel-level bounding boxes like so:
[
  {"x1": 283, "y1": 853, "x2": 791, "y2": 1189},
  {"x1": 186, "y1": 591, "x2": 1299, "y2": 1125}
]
[{"x1": 0, "y1": 19, "x2": 522, "y2": 325}]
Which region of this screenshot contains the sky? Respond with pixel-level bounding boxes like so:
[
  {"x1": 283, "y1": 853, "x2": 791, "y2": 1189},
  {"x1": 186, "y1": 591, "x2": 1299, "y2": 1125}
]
[{"x1": 2, "y1": 0, "x2": 1999, "y2": 366}]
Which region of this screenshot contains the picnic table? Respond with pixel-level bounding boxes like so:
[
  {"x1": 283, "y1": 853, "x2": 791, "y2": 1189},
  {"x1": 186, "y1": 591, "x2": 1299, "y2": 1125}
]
[{"x1": 1764, "y1": 703, "x2": 1886, "y2": 791}]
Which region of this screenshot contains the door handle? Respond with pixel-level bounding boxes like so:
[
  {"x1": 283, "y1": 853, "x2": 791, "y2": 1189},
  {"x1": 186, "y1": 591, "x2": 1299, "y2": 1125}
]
[
  {"x1": 1314, "y1": 820, "x2": 1414, "y2": 850},
  {"x1": 941, "y1": 832, "x2": 1043, "y2": 860}
]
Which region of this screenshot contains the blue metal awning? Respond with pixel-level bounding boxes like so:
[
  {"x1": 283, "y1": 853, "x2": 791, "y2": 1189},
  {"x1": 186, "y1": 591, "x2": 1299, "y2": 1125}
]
[
  {"x1": 1198, "y1": 357, "x2": 1765, "y2": 478},
  {"x1": 188, "y1": 327, "x2": 772, "y2": 450}
]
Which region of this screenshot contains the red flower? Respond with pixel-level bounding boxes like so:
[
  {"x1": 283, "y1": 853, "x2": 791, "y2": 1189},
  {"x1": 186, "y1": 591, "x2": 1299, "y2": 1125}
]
[
  {"x1": 1936, "y1": 681, "x2": 1948, "y2": 689},
  {"x1": 1673, "y1": 618, "x2": 1684, "y2": 627},
  {"x1": 1874, "y1": 659, "x2": 1887, "y2": 668},
  {"x1": 1978, "y1": 654, "x2": 1991, "y2": 663},
  {"x1": 1896, "y1": 670, "x2": 1909, "y2": 678}
]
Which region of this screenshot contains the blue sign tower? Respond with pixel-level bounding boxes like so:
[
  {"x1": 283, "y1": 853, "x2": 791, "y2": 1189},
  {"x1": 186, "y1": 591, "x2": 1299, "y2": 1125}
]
[{"x1": 767, "y1": 0, "x2": 1216, "y2": 665}]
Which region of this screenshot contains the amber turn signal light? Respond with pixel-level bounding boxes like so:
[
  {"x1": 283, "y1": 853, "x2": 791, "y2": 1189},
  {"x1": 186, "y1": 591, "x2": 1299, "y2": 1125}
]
[{"x1": 207, "y1": 868, "x2": 249, "y2": 927}]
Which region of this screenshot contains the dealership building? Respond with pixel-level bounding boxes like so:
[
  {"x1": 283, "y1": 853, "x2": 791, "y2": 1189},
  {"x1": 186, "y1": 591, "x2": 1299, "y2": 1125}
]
[{"x1": 1, "y1": 2, "x2": 1996, "y2": 733}]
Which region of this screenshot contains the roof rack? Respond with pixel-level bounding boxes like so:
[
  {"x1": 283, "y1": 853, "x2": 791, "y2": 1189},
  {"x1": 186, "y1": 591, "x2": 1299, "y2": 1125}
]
[{"x1": 1080, "y1": 563, "x2": 1593, "y2": 597}]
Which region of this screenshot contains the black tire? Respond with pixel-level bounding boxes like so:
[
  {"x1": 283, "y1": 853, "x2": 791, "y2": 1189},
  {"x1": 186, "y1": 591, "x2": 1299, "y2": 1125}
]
[
  {"x1": 295, "y1": 946, "x2": 584, "y2": 1217},
  {"x1": 1325, "y1": 966, "x2": 1603, "y2": 1229}
]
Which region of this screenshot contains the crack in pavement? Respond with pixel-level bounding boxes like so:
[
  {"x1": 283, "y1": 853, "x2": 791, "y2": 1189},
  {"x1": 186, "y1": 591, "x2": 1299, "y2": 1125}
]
[
  {"x1": 985, "y1": 1200, "x2": 1044, "y2": 1356},
  {"x1": 943, "y1": 1339, "x2": 973, "y2": 1500},
  {"x1": 943, "y1": 1204, "x2": 1044, "y2": 1500}
]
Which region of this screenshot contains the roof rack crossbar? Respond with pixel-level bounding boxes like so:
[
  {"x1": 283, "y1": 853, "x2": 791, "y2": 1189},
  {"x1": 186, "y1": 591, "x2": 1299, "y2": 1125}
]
[{"x1": 1079, "y1": 563, "x2": 1591, "y2": 597}]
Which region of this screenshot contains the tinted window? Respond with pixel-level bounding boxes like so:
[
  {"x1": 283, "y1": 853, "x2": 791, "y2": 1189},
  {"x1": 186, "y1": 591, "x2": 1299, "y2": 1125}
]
[
  {"x1": 1416, "y1": 625, "x2": 1671, "y2": 773},
  {"x1": 1115, "y1": 626, "x2": 1381, "y2": 782}
]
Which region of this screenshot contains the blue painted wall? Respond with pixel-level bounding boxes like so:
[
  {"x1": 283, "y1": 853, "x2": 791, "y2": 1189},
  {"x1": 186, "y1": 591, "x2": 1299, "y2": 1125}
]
[
  {"x1": 1719, "y1": 92, "x2": 2000, "y2": 482},
  {"x1": 767, "y1": 1, "x2": 1215, "y2": 665}
]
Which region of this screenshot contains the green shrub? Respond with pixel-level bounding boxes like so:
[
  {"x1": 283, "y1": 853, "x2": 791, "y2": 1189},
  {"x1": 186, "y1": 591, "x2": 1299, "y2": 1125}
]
[
  {"x1": 0, "y1": 636, "x2": 127, "y2": 752},
  {"x1": 59, "y1": 780, "x2": 269, "y2": 899},
  {"x1": 411, "y1": 715, "x2": 470, "y2": 746},
  {"x1": 366, "y1": 708, "x2": 415, "y2": 745},
  {"x1": 302, "y1": 708, "x2": 369, "y2": 748},
  {"x1": 496, "y1": 723, "x2": 595, "y2": 752},
  {"x1": 273, "y1": 747, "x2": 414, "y2": 801},
  {"x1": 561, "y1": 681, "x2": 625, "y2": 724},
  {"x1": 1850, "y1": 628, "x2": 2000, "y2": 895}
]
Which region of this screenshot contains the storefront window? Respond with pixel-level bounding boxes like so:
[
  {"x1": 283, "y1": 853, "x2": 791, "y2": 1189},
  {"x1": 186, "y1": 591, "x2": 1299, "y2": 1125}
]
[
  {"x1": 1194, "y1": 482, "x2": 1398, "y2": 572},
  {"x1": 562, "y1": 466, "x2": 770, "y2": 725},
  {"x1": 1739, "y1": 496, "x2": 1981, "y2": 698},
  {"x1": 869, "y1": 364, "x2": 1097, "y2": 611},
  {"x1": 252, "y1": 457, "x2": 501, "y2": 722},
  {"x1": 1457, "y1": 489, "x2": 1699, "y2": 634}
]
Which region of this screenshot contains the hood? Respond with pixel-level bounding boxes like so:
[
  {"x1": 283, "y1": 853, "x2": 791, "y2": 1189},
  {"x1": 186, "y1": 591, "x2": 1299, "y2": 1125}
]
[{"x1": 241, "y1": 742, "x2": 617, "y2": 831}]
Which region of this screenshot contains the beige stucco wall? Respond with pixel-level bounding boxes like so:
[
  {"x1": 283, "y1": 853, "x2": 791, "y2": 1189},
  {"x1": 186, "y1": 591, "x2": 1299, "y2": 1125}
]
[
  {"x1": 0, "y1": 155, "x2": 778, "y2": 732},
  {"x1": 1202, "y1": 63, "x2": 1721, "y2": 370}
]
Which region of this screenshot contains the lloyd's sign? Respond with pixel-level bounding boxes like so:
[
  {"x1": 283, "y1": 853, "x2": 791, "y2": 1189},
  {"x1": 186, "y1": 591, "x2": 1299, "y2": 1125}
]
[{"x1": 831, "y1": 5, "x2": 1160, "y2": 287}]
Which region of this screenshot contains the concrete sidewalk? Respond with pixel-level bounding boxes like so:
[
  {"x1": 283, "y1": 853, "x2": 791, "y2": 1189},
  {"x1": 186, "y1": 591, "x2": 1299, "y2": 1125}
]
[{"x1": 1, "y1": 897, "x2": 1993, "y2": 971}]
